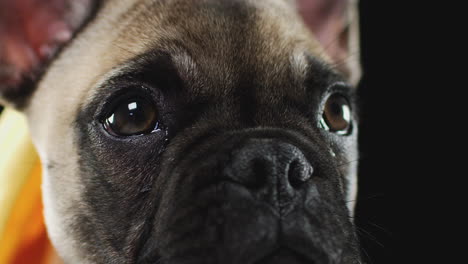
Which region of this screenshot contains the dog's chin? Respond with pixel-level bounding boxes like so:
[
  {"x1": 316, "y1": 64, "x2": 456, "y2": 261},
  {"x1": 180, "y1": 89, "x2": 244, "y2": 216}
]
[
  {"x1": 137, "y1": 178, "x2": 356, "y2": 264},
  {"x1": 254, "y1": 248, "x2": 313, "y2": 264},
  {"x1": 138, "y1": 248, "x2": 317, "y2": 264}
]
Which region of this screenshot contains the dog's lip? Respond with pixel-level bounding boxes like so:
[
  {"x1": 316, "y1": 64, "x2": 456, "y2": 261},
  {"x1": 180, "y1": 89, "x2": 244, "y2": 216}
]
[{"x1": 252, "y1": 246, "x2": 316, "y2": 264}]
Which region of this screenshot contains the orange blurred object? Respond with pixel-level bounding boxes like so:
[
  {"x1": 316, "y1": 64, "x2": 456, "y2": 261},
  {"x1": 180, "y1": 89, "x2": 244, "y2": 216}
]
[{"x1": 0, "y1": 162, "x2": 60, "y2": 264}]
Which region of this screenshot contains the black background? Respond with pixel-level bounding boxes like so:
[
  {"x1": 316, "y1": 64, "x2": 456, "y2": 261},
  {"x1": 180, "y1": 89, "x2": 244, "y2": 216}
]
[
  {"x1": 356, "y1": 1, "x2": 408, "y2": 263},
  {"x1": 355, "y1": 1, "x2": 443, "y2": 263}
]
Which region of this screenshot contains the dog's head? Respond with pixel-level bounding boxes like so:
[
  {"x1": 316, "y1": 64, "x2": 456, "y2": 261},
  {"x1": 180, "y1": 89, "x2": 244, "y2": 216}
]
[{"x1": 0, "y1": 0, "x2": 362, "y2": 263}]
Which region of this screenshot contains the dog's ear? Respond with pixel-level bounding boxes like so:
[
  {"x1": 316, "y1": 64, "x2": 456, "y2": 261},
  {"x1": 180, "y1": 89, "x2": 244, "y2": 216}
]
[
  {"x1": 296, "y1": 0, "x2": 361, "y2": 84},
  {"x1": 0, "y1": 0, "x2": 97, "y2": 109}
]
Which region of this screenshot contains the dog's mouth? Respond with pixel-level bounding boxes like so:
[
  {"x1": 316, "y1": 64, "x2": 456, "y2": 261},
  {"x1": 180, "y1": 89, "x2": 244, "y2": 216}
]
[
  {"x1": 254, "y1": 247, "x2": 314, "y2": 264},
  {"x1": 138, "y1": 247, "x2": 316, "y2": 264},
  {"x1": 134, "y1": 135, "x2": 360, "y2": 263}
]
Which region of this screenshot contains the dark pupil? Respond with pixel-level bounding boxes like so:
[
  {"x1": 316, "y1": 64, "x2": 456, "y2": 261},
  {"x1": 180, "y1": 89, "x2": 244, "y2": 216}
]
[
  {"x1": 324, "y1": 95, "x2": 350, "y2": 132},
  {"x1": 105, "y1": 98, "x2": 158, "y2": 136}
]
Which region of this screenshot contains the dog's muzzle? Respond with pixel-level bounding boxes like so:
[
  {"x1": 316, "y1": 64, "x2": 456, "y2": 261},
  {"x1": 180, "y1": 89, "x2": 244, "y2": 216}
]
[
  {"x1": 221, "y1": 139, "x2": 316, "y2": 264},
  {"x1": 223, "y1": 139, "x2": 314, "y2": 216},
  {"x1": 139, "y1": 132, "x2": 360, "y2": 264}
]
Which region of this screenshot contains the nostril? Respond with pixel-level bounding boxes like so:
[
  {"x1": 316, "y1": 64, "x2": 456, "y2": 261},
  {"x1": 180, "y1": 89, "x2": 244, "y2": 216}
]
[
  {"x1": 287, "y1": 159, "x2": 313, "y2": 189},
  {"x1": 247, "y1": 158, "x2": 269, "y2": 189}
]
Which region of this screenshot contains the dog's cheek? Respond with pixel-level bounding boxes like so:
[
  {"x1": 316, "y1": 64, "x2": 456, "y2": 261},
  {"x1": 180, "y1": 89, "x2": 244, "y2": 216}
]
[
  {"x1": 41, "y1": 169, "x2": 91, "y2": 263},
  {"x1": 329, "y1": 130, "x2": 359, "y2": 214},
  {"x1": 71, "y1": 117, "x2": 169, "y2": 260}
]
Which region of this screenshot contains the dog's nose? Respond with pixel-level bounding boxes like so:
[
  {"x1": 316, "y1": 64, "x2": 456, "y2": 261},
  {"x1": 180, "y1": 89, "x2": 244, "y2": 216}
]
[{"x1": 223, "y1": 139, "x2": 314, "y2": 208}]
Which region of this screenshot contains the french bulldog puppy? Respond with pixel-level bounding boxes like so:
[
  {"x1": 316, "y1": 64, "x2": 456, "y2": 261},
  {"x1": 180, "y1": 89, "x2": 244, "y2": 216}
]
[{"x1": 0, "y1": 0, "x2": 362, "y2": 263}]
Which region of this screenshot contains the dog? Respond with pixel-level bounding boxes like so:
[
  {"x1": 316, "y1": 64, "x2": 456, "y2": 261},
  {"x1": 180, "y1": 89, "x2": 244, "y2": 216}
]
[{"x1": 0, "y1": 0, "x2": 362, "y2": 263}]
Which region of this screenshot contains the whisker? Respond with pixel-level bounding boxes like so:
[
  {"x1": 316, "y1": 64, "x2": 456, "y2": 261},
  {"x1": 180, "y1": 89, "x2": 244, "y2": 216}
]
[
  {"x1": 359, "y1": 245, "x2": 373, "y2": 264},
  {"x1": 356, "y1": 226, "x2": 385, "y2": 248},
  {"x1": 367, "y1": 221, "x2": 393, "y2": 237},
  {"x1": 337, "y1": 158, "x2": 361, "y2": 167},
  {"x1": 336, "y1": 152, "x2": 367, "y2": 168}
]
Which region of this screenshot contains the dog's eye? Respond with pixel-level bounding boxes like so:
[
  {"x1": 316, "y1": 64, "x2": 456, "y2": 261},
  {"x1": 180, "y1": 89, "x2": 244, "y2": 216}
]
[
  {"x1": 103, "y1": 97, "x2": 159, "y2": 136},
  {"x1": 320, "y1": 94, "x2": 352, "y2": 135}
]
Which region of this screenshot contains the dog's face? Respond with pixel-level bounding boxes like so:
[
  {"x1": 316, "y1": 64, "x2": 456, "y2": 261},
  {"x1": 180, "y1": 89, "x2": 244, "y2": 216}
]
[{"x1": 1, "y1": 0, "x2": 361, "y2": 263}]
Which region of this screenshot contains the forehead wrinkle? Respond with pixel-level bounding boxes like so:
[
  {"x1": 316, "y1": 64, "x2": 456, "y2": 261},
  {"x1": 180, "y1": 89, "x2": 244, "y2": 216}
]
[
  {"x1": 243, "y1": 1, "x2": 325, "y2": 106},
  {"x1": 107, "y1": 0, "x2": 261, "y2": 100},
  {"x1": 168, "y1": 1, "x2": 261, "y2": 98},
  {"x1": 108, "y1": 0, "x2": 316, "y2": 98},
  {"x1": 92, "y1": 0, "x2": 333, "y2": 107}
]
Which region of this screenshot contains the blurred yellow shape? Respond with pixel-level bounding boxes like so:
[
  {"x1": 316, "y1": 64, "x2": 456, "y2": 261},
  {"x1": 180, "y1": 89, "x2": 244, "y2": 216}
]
[{"x1": 0, "y1": 109, "x2": 58, "y2": 263}]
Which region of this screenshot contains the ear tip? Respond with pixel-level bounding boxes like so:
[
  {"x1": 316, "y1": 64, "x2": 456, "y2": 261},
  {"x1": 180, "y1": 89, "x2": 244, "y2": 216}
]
[
  {"x1": 0, "y1": 0, "x2": 99, "y2": 108},
  {"x1": 0, "y1": 73, "x2": 37, "y2": 110},
  {"x1": 0, "y1": 64, "x2": 26, "y2": 94},
  {"x1": 0, "y1": 57, "x2": 41, "y2": 110}
]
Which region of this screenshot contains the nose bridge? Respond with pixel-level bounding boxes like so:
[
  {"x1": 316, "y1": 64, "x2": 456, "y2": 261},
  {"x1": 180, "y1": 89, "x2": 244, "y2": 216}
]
[{"x1": 223, "y1": 138, "x2": 314, "y2": 214}]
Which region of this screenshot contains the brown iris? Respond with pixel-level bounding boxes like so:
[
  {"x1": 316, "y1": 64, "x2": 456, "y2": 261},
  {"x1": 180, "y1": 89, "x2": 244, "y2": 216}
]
[
  {"x1": 103, "y1": 97, "x2": 159, "y2": 136},
  {"x1": 321, "y1": 94, "x2": 352, "y2": 134}
]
